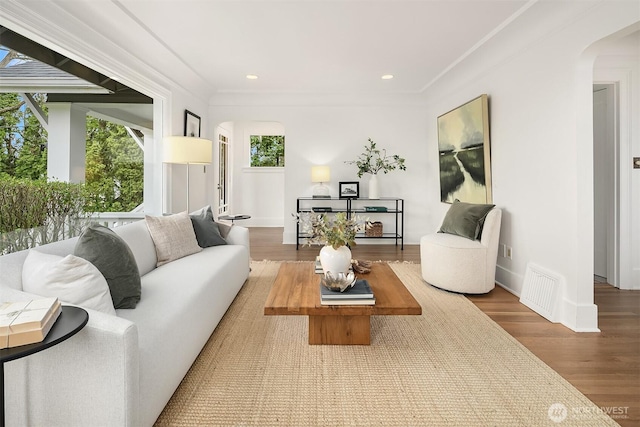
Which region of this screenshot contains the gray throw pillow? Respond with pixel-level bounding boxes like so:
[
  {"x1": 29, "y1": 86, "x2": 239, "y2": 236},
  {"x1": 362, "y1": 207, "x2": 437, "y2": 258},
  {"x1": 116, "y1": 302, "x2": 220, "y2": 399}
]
[
  {"x1": 74, "y1": 224, "x2": 141, "y2": 309},
  {"x1": 439, "y1": 200, "x2": 495, "y2": 240},
  {"x1": 190, "y1": 206, "x2": 227, "y2": 247}
]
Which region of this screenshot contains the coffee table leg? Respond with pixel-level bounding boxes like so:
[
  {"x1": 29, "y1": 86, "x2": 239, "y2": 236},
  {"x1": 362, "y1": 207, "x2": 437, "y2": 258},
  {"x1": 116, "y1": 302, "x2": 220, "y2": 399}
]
[{"x1": 308, "y1": 315, "x2": 370, "y2": 345}]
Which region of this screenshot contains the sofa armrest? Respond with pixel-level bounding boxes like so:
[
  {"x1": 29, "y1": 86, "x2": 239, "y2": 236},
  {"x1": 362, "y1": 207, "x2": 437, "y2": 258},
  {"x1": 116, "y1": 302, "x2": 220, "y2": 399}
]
[
  {"x1": 226, "y1": 225, "x2": 250, "y2": 250},
  {"x1": 4, "y1": 297, "x2": 140, "y2": 426},
  {"x1": 225, "y1": 225, "x2": 251, "y2": 271}
]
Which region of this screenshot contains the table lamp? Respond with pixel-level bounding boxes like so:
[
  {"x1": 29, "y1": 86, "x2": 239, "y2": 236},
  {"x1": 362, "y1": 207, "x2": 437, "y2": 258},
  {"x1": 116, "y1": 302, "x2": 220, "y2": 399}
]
[
  {"x1": 311, "y1": 165, "x2": 331, "y2": 199},
  {"x1": 163, "y1": 136, "x2": 212, "y2": 210}
]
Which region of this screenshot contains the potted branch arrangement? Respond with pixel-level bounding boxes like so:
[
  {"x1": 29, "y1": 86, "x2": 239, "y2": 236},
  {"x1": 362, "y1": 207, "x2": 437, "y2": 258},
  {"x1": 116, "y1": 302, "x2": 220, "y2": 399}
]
[
  {"x1": 345, "y1": 138, "x2": 406, "y2": 199},
  {"x1": 294, "y1": 211, "x2": 370, "y2": 275}
]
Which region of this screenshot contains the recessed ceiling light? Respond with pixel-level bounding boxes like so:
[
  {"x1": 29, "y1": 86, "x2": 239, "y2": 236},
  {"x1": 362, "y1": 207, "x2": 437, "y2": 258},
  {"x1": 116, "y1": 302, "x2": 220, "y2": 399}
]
[
  {"x1": 381, "y1": 74, "x2": 394, "y2": 80},
  {"x1": 246, "y1": 74, "x2": 259, "y2": 80}
]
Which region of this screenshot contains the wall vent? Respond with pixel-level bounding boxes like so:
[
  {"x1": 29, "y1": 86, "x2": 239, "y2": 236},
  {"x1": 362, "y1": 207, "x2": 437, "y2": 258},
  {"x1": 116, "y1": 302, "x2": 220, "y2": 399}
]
[{"x1": 520, "y1": 263, "x2": 562, "y2": 322}]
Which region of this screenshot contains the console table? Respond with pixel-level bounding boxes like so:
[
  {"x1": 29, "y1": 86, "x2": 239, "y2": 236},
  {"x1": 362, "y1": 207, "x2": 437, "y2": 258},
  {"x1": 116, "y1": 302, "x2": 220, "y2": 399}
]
[
  {"x1": 296, "y1": 197, "x2": 404, "y2": 249},
  {"x1": 0, "y1": 306, "x2": 88, "y2": 427}
]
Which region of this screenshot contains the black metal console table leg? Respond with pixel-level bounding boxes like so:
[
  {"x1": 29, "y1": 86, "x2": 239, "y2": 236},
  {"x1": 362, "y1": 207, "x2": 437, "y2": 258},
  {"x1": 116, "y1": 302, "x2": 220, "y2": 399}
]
[{"x1": 1, "y1": 361, "x2": 5, "y2": 427}]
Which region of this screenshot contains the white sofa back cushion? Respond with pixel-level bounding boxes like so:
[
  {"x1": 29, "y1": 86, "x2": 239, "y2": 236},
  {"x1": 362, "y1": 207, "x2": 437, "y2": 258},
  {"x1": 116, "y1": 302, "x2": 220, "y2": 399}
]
[
  {"x1": 22, "y1": 250, "x2": 116, "y2": 315},
  {"x1": 114, "y1": 220, "x2": 158, "y2": 276}
]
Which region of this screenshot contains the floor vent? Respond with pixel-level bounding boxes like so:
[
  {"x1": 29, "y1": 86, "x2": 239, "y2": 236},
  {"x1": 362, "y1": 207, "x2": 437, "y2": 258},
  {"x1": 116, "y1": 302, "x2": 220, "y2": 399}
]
[{"x1": 520, "y1": 263, "x2": 562, "y2": 322}]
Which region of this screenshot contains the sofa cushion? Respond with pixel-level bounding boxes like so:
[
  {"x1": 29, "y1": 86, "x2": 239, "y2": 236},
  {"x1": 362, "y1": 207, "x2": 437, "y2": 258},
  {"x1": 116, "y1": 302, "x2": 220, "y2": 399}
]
[
  {"x1": 190, "y1": 206, "x2": 227, "y2": 247},
  {"x1": 22, "y1": 250, "x2": 116, "y2": 315},
  {"x1": 145, "y1": 212, "x2": 202, "y2": 266},
  {"x1": 439, "y1": 199, "x2": 495, "y2": 240},
  {"x1": 116, "y1": 244, "x2": 250, "y2": 426},
  {"x1": 74, "y1": 224, "x2": 141, "y2": 309},
  {"x1": 113, "y1": 220, "x2": 158, "y2": 276}
]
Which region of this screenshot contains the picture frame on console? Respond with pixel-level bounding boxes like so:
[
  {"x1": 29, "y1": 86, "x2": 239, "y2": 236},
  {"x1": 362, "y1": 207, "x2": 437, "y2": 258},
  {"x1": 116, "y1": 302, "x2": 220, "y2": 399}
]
[
  {"x1": 437, "y1": 94, "x2": 492, "y2": 204},
  {"x1": 184, "y1": 110, "x2": 201, "y2": 137},
  {"x1": 339, "y1": 181, "x2": 359, "y2": 199}
]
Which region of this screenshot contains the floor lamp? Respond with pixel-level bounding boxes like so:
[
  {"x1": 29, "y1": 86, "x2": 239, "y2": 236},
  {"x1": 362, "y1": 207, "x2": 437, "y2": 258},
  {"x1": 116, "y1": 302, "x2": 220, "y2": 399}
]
[{"x1": 163, "y1": 136, "x2": 213, "y2": 211}]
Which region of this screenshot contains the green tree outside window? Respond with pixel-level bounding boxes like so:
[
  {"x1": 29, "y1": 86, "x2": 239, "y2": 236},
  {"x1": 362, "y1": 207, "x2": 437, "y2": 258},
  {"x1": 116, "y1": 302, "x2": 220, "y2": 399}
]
[
  {"x1": 0, "y1": 92, "x2": 143, "y2": 213},
  {"x1": 250, "y1": 135, "x2": 285, "y2": 167}
]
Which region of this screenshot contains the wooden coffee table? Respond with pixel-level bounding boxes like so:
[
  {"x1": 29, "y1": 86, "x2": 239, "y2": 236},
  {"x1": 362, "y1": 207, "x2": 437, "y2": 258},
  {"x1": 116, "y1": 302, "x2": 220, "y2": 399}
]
[{"x1": 264, "y1": 262, "x2": 422, "y2": 345}]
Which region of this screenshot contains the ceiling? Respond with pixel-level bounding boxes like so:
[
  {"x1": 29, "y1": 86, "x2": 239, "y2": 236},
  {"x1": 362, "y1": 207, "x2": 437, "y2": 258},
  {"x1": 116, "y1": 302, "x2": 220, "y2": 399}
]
[
  {"x1": 5, "y1": 0, "x2": 636, "y2": 126},
  {"x1": 56, "y1": 0, "x2": 531, "y2": 96}
]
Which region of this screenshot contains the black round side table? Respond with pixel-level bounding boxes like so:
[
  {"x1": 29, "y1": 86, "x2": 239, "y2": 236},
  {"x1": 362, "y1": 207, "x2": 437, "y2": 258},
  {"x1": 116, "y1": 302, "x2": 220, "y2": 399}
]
[
  {"x1": 218, "y1": 214, "x2": 251, "y2": 224},
  {"x1": 0, "y1": 305, "x2": 88, "y2": 427}
]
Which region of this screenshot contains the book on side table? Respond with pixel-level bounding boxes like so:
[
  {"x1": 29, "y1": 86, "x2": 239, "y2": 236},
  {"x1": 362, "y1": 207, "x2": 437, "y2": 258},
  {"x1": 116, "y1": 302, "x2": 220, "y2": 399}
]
[
  {"x1": 0, "y1": 297, "x2": 62, "y2": 349},
  {"x1": 320, "y1": 279, "x2": 376, "y2": 305}
]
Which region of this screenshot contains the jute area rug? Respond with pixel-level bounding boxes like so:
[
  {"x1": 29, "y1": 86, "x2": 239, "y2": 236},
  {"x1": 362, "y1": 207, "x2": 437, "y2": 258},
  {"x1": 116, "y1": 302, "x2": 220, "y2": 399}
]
[{"x1": 155, "y1": 261, "x2": 617, "y2": 427}]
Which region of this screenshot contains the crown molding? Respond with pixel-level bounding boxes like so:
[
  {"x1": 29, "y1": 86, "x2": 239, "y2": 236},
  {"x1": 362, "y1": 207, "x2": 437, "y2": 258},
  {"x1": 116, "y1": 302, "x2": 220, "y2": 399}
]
[{"x1": 0, "y1": 0, "x2": 194, "y2": 103}]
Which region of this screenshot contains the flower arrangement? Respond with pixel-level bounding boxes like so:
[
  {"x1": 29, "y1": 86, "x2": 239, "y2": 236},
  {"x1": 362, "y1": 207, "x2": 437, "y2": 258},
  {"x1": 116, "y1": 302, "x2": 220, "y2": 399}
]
[
  {"x1": 345, "y1": 138, "x2": 407, "y2": 178},
  {"x1": 294, "y1": 211, "x2": 370, "y2": 249}
]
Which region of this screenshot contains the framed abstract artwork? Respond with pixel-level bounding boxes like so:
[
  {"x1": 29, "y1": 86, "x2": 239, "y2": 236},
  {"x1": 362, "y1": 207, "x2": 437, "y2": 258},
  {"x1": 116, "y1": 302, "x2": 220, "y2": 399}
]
[
  {"x1": 437, "y1": 94, "x2": 492, "y2": 204},
  {"x1": 184, "y1": 110, "x2": 201, "y2": 137}
]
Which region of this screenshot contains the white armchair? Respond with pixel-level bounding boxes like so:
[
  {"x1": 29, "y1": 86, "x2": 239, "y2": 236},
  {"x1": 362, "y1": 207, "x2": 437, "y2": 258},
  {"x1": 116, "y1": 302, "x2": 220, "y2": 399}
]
[{"x1": 420, "y1": 207, "x2": 502, "y2": 294}]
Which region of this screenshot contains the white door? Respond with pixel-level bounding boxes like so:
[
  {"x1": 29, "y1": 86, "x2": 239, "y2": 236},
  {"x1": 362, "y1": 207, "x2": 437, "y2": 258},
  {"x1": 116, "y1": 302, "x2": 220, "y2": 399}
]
[
  {"x1": 592, "y1": 84, "x2": 616, "y2": 284},
  {"x1": 217, "y1": 132, "x2": 229, "y2": 216}
]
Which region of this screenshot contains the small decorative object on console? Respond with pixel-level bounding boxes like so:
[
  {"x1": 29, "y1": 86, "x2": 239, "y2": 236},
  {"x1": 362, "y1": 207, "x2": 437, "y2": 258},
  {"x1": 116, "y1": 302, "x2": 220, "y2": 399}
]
[
  {"x1": 339, "y1": 182, "x2": 359, "y2": 199},
  {"x1": 364, "y1": 206, "x2": 388, "y2": 212},
  {"x1": 365, "y1": 221, "x2": 383, "y2": 237}
]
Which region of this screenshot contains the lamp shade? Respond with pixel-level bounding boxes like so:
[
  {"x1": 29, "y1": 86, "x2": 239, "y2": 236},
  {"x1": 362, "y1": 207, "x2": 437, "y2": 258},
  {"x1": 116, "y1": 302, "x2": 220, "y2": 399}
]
[
  {"x1": 311, "y1": 165, "x2": 330, "y2": 183},
  {"x1": 163, "y1": 136, "x2": 212, "y2": 164}
]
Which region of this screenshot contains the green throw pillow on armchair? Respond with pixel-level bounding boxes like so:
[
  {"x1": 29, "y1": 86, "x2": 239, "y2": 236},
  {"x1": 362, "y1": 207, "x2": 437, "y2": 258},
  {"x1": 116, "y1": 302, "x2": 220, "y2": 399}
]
[{"x1": 439, "y1": 199, "x2": 495, "y2": 240}]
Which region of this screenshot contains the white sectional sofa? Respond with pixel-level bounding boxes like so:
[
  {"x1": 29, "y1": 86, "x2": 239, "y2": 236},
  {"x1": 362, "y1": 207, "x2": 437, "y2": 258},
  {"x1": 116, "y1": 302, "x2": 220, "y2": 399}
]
[{"x1": 0, "y1": 217, "x2": 250, "y2": 426}]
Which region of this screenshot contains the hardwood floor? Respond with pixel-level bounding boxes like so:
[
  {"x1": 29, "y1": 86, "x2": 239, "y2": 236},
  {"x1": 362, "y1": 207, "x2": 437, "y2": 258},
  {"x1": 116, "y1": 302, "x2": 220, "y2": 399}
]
[
  {"x1": 249, "y1": 227, "x2": 421, "y2": 262},
  {"x1": 249, "y1": 227, "x2": 640, "y2": 426}
]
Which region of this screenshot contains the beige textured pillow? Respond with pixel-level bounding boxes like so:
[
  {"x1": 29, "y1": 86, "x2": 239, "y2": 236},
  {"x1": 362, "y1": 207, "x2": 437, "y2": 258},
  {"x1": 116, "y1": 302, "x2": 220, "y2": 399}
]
[{"x1": 145, "y1": 212, "x2": 202, "y2": 266}]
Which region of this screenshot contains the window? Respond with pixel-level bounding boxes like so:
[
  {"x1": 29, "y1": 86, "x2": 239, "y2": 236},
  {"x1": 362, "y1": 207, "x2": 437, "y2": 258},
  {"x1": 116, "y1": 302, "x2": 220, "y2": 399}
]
[{"x1": 250, "y1": 135, "x2": 284, "y2": 167}]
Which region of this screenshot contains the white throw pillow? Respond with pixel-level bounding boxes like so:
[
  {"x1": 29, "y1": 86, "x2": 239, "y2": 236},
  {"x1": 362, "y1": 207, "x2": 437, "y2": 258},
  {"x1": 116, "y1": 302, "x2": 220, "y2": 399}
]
[
  {"x1": 22, "y1": 250, "x2": 116, "y2": 315},
  {"x1": 145, "y1": 211, "x2": 202, "y2": 266}
]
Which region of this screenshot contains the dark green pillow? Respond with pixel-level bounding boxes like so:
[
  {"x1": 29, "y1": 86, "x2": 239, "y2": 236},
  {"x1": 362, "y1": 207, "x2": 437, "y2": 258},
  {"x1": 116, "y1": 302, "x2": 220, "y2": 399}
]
[
  {"x1": 74, "y1": 224, "x2": 141, "y2": 309},
  {"x1": 439, "y1": 200, "x2": 495, "y2": 240},
  {"x1": 190, "y1": 206, "x2": 227, "y2": 247}
]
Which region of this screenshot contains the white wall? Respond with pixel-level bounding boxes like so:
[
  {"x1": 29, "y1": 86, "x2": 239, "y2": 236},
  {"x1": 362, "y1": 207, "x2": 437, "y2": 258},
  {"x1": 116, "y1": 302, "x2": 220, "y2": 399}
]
[
  {"x1": 420, "y1": 1, "x2": 639, "y2": 330},
  {"x1": 226, "y1": 121, "x2": 285, "y2": 227},
  {"x1": 210, "y1": 103, "x2": 431, "y2": 242},
  {"x1": 165, "y1": 92, "x2": 213, "y2": 213}
]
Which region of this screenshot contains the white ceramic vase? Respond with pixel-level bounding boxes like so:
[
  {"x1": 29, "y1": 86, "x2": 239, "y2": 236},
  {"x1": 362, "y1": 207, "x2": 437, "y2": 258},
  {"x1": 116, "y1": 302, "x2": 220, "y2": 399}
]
[
  {"x1": 368, "y1": 173, "x2": 379, "y2": 199},
  {"x1": 319, "y1": 245, "x2": 352, "y2": 275}
]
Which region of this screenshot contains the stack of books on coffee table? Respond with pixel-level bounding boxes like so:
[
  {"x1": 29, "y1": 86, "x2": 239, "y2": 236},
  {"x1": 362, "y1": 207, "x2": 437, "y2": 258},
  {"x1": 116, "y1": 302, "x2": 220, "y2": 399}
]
[
  {"x1": 0, "y1": 297, "x2": 62, "y2": 349},
  {"x1": 320, "y1": 279, "x2": 375, "y2": 305}
]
